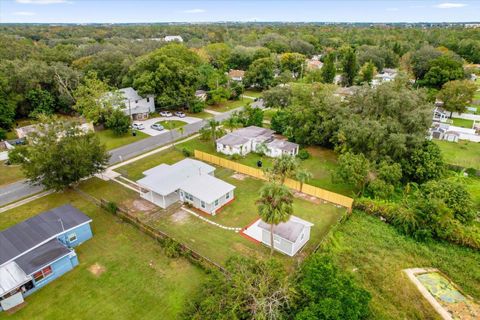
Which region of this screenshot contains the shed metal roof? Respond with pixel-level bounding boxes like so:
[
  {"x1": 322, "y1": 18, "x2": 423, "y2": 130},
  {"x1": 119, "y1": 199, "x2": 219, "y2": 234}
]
[
  {"x1": 267, "y1": 139, "x2": 299, "y2": 151},
  {"x1": 0, "y1": 205, "x2": 91, "y2": 266},
  {"x1": 216, "y1": 133, "x2": 250, "y2": 146},
  {"x1": 258, "y1": 216, "x2": 313, "y2": 242},
  {"x1": 0, "y1": 262, "x2": 31, "y2": 296}
]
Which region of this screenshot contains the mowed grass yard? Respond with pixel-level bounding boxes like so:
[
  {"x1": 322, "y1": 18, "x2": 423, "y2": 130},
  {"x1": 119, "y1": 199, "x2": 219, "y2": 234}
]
[
  {"x1": 156, "y1": 120, "x2": 187, "y2": 129},
  {"x1": 0, "y1": 180, "x2": 206, "y2": 320},
  {"x1": 0, "y1": 161, "x2": 24, "y2": 186},
  {"x1": 243, "y1": 89, "x2": 263, "y2": 98},
  {"x1": 205, "y1": 98, "x2": 250, "y2": 113},
  {"x1": 435, "y1": 140, "x2": 480, "y2": 170},
  {"x1": 95, "y1": 128, "x2": 149, "y2": 151},
  {"x1": 451, "y1": 117, "x2": 474, "y2": 128},
  {"x1": 323, "y1": 211, "x2": 480, "y2": 319}
]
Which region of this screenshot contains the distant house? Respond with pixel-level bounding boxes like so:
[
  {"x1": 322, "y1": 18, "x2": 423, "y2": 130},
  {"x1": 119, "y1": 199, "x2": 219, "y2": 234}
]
[
  {"x1": 164, "y1": 35, "x2": 183, "y2": 42},
  {"x1": 433, "y1": 106, "x2": 449, "y2": 123},
  {"x1": 0, "y1": 205, "x2": 93, "y2": 311},
  {"x1": 429, "y1": 123, "x2": 480, "y2": 143},
  {"x1": 137, "y1": 159, "x2": 235, "y2": 215},
  {"x1": 306, "y1": 59, "x2": 323, "y2": 70},
  {"x1": 243, "y1": 216, "x2": 313, "y2": 256},
  {"x1": 194, "y1": 90, "x2": 208, "y2": 102},
  {"x1": 113, "y1": 87, "x2": 155, "y2": 120},
  {"x1": 216, "y1": 126, "x2": 299, "y2": 157},
  {"x1": 228, "y1": 69, "x2": 245, "y2": 82}
]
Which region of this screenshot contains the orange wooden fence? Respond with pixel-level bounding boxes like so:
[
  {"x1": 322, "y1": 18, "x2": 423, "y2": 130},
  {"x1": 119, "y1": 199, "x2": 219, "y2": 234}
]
[{"x1": 194, "y1": 150, "x2": 353, "y2": 211}]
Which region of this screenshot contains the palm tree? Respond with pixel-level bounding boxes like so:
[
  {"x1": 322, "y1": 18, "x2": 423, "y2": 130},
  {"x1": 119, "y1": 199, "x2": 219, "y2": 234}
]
[
  {"x1": 257, "y1": 182, "x2": 294, "y2": 255},
  {"x1": 295, "y1": 168, "x2": 313, "y2": 192},
  {"x1": 265, "y1": 154, "x2": 299, "y2": 183},
  {"x1": 204, "y1": 119, "x2": 225, "y2": 147}
]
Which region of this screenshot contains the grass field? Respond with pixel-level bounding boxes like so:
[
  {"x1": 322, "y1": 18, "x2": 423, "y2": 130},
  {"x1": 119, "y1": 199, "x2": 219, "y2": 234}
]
[
  {"x1": 186, "y1": 111, "x2": 212, "y2": 119},
  {"x1": 243, "y1": 90, "x2": 263, "y2": 98},
  {"x1": 156, "y1": 120, "x2": 187, "y2": 129},
  {"x1": 0, "y1": 161, "x2": 24, "y2": 186},
  {"x1": 0, "y1": 182, "x2": 206, "y2": 320},
  {"x1": 324, "y1": 211, "x2": 480, "y2": 319},
  {"x1": 263, "y1": 108, "x2": 278, "y2": 121},
  {"x1": 206, "y1": 99, "x2": 249, "y2": 113},
  {"x1": 95, "y1": 129, "x2": 149, "y2": 151},
  {"x1": 451, "y1": 118, "x2": 474, "y2": 128},
  {"x1": 435, "y1": 140, "x2": 480, "y2": 170}
]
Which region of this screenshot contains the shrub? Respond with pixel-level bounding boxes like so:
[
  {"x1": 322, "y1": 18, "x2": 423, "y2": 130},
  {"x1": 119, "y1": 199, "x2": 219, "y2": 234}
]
[
  {"x1": 230, "y1": 154, "x2": 241, "y2": 160},
  {"x1": 161, "y1": 238, "x2": 182, "y2": 258},
  {"x1": 182, "y1": 147, "x2": 192, "y2": 157},
  {"x1": 297, "y1": 149, "x2": 310, "y2": 160},
  {"x1": 0, "y1": 128, "x2": 6, "y2": 140},
  {"x1": 105, "y1": 201, "x2": 118, "y2": 214},
  {"x1": 190, "y1": 98, "x2": 205, "y2": 113},
  {"x1": 465, "y1": 167, "x2": 478, "y2": 177},
  {"x1": 106, "y1": 109, "x2": 131, "y2": 136}
]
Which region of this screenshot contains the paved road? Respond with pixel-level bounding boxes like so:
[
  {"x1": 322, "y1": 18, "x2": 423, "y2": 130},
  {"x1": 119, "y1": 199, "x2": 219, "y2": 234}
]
[{"x1": 0, "y1": 108, "x2": 240, "y2": 207}]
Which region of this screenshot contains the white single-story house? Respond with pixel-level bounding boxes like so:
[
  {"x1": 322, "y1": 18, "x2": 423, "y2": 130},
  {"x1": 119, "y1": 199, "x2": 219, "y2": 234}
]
[
  {"x1": 114, "y1": 87, "x2": 155, "y2": 120},
  {"x1": 164, "y1": 35, "x2": 183, "y2": 42},
  {"x1": 429, "y1": 123, "x2": 480, "y2": 143},
  {"x1": 216, "y1": 126, "x2": 299, "y2": 158},
  {"x1": 137, "y1": 159, "x2": 236, "y2": 215},
  {"x1": 15, "y1": 122, "x2": 94, "y2": 140},
  {"x1": 433, "y1": 106, "x2": 449, "y2": 123},
  {"x1": 242, "y1": 216, "x2": 313, "y2": 256}
]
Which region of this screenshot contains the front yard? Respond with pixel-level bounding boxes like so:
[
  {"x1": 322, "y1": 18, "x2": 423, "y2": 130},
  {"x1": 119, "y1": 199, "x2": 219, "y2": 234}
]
[
  {"x1": 435, "y1": 140, "x2": 480, "y2": 170},
  {"x1": 451, "y1": 117, "x2": 474, "y2": 128},
  {"x1": 0, "y1": 161, "x2": 24, "y2": 186},
  {"x1": 0, "y1": 182, "x2": 205, "y2": 319},
  {"x1": 206, "y1": 99, "x2": 249, "y2": 113},
  {"x1": 95, "y1": 129, "x2": 149, "y2": 151}
]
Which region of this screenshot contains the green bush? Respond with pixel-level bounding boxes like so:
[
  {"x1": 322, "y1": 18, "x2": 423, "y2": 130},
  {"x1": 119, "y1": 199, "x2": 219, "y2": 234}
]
[
  {"x1": 297, "y1": 149, "x2": 310, "y2": 160},
  {"x1": 466, "y1": 167, "x2": 478, "y2": 177},
  {"x1": 161, "y1": 238, "x2": 182, "y2": 258},
  {"x1": 182, "y1": 147, "x2": 192, "y2": 157},
  {"x1": 230, "y1": 154, "x2": 241, "y2": 160},
  {"x1": 105, "y1": 201, "x2": 118, "y2": 214}
]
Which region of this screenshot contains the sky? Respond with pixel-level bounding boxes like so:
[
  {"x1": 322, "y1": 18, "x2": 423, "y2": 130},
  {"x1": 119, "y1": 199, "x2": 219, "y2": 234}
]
[{"x1": 0, "y1": 0, "x2": 479, "y2": 23}]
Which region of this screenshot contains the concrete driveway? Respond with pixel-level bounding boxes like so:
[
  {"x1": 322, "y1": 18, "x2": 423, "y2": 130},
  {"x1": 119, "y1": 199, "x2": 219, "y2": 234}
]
[{"x1": 135, "y1": 116, "x2": 202, "y2": 136}]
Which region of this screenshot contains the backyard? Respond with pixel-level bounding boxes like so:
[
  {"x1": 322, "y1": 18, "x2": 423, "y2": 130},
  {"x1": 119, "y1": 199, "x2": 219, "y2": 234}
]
[
  {"x1": 0, "y1": 181, "x2": 206, "y2": 319},
  {"x1": 435, "y1": 140, "x2": 480, "y2": 170},
  {"x1": 95, "y1": 128, "x2": 149, "y2": 151},
  {"x1": 451, "y1": 117, "x2": 474, "y2": 128},
  {"x1": 323, "y1": 210, "x2": 480, "y2": 319}
]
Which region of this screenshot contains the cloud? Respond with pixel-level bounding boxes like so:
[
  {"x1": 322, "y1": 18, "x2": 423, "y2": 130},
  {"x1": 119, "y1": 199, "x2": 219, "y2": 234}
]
[
  {"x1": 182, "y1": 9, "x2": 206, "y2": 14},
  {"x1": 13, "y1": 11, "x2": 36, "y2": 16},
  {"x1": 386, "y1": 8, "x2": 399, "y2": 12},
  {"x1": 16, "y1": 0, "x2": 70, "y2": 4},
  {"x1": 434, "y1": 3, "x2": 467, "y2": 9}
]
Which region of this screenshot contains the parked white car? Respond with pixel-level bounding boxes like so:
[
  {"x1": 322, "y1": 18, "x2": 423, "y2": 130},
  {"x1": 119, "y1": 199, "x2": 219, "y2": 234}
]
[
  {"x1": 160, "y1": 111, "x2": 173, "y2": 117},
  {"x1": 132, "y1": 122, "x2": 145, "y2": 130},
  {"x1": 150, "y1": 123, "x2": 165, "y2": 131},
  {"x1": 174, "y1": 111, "x2": 186, "y2": 118}
]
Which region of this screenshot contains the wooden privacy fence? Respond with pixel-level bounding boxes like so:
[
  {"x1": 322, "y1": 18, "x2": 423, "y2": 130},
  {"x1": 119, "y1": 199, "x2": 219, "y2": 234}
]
[{"x1": 194, "y1": 150, "x2": 354, "y2": 211}]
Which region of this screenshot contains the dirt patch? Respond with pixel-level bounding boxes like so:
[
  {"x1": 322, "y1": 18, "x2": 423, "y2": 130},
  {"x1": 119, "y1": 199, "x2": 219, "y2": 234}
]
[
  {"x1": 231, "y1": 173, "x2": 248, "y2": 181},
  {"x1": 170, "y1": 209, "x2": 191, "y2": 225},
  {"x1": 293, "y1": 191, "x2": 321, "y2": 204},
  {"x1": 88, "y1": 263, "x2": 106, "y2": 277}
]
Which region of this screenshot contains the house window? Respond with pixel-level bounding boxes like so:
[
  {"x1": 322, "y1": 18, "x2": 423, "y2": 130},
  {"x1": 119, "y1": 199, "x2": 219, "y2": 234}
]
[
  {"x1": 33, "y1": 266, "x2": 53, "y2": 283},
  {"x1": 184, "y1": 192, "x2": 193, "y2": 201},
  {"x1": 67, "y1": 233, "x2": 77, "y2": 243},
  {"x1": 226, "y1": 192, "x2": 230, "y2": 200},
  {"x1": 214, "y1": 199, "x2": 219, "y2": 206},
  {"x1": 201, "y1": 201, "x2": 205, "y2": 208}
]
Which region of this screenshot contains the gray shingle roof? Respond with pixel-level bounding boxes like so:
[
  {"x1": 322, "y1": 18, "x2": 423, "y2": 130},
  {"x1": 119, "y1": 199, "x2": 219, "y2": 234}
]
[
  {"x1": 267, "y1": 139, "x2": 299, "y2": 151},
  {"x1": 15, "y1": 239, "x2": 71, "y2": 275},
  {"x1": 0, "y1": 205, "x2": 91, "y2": 266}
]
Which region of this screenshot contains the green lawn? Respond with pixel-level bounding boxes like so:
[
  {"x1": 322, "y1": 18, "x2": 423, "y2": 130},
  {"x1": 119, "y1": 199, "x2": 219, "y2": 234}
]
[
  {"x1": 0, "y1": 161, "x2": 24, "y2": 186},
  {"x1": 464, "y1": 176, "x2": 480, "y2": 210},
  {"x1": 0, "y1": 182, "x2": 206, "y2": 320},
  {"x1": 156, "y1": 120, "x2": 187, "y2": 129},
  {"x1": 435, "y1": 140, "x2": 480, "y2": 170},
  {"x1": 263, "y1": 108, "x2": 278, "y2": 121},
  {"x1": 206, "y1": 99, "x2": 249, "y2": 113},
  {"x1": 451, "y1": 117, "x2": 474, "y2": 128},
  {"x1": 323, "y1": 211, "x2": 480, "y2": 319},
  {"x1": 95, "y1": 129, "x2": 149, "y2": 151},
  {"x1": 115, "y1": 137, "x2": 353, "y2": 195},
  {"x1": 186, "y1": 111, "x2": 212, "y2": 119},
  {"x1": 243, "y1": 90, "x2": 263, "y2": 98}
]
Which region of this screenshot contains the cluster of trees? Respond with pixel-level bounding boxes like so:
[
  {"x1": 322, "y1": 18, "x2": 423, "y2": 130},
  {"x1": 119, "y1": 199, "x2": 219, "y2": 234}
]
[{"x1": 184, "y1": 254, "x2": 370, "y2": 320}]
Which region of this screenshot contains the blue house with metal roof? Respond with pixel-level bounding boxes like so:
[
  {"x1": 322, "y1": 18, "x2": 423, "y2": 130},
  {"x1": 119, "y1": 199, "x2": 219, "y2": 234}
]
[{"x1": 0, "y1": 205, "x2": 93, "y2": 311}]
